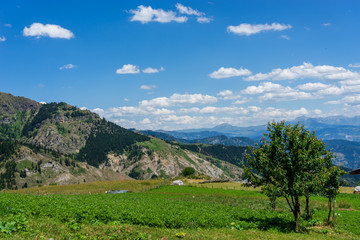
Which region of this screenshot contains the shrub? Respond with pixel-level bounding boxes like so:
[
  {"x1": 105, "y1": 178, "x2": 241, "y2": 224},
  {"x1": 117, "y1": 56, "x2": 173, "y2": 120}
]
[{"x1": 181, "y1": 167, "x2": 195, "y2": 177}]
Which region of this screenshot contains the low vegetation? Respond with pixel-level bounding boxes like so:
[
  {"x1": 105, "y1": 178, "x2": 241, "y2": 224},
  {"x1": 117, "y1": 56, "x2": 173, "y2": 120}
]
[{"x1": 0, "y1": 182, "x2": 359, "y2": 239}]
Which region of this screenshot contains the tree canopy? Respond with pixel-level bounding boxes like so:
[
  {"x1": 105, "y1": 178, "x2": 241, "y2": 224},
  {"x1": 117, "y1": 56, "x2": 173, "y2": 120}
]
[{"x1": 243, "y1": 121, "x2": 344, "y2": 231}]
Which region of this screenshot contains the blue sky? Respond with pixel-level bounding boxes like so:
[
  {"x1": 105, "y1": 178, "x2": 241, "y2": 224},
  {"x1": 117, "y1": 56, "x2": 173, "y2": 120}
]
[{"x1": 1, "y1": 0, "x2": 360, "y2": 130}]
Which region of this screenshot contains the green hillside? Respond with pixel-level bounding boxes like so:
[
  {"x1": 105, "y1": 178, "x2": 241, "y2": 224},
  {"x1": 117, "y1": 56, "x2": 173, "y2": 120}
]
[{"x1": 0, "y1": 92, "x2": 246, "y2": 190}]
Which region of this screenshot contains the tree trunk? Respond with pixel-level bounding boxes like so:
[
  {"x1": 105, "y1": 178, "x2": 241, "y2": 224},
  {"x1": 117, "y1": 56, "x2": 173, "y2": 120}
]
[
  {"x1": 332, "y1": 196, "x2": 336, "y2": 224},
  {"x1": 295, "y1": 197, "x2": 300, "y2": 232},
  {"x1": 305, "y1": 195, "x2": 310, "y2": 219},
  {"x1": 270, "y1": 196, "x2": 276, "y2": 211},
  {"x1": 327, "y1": 198, "x2": 332, "y2": 222}
]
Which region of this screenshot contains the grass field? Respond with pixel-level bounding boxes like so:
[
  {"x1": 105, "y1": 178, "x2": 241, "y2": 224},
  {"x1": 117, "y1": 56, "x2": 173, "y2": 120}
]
[{"x1": 1, "y1": 180, "x2": 359, "y2": 239}]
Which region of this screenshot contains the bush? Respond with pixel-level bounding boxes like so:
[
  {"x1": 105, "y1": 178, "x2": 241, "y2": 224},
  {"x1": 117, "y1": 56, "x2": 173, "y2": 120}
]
[{"x1": 181, "y1": 167, "x2": 195, "y2": 177}]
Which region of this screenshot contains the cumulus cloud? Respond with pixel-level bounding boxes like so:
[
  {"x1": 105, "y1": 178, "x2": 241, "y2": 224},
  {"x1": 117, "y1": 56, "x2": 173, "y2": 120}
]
[
  {"x1": 175, "y1": 3, "x2": 203, "y2": 16},
  {"x1": 175, "y1": 3, "x2": 212, "y2": 23},
  {"x1": 130, "y1": 5, "x2": 187, "y2": 24},
  {"x1": 297, "y1": 82, "x2": 331, "y2": 91},
  {"x1": 245, "y1": 62, "x2": 360, "y2": 81},
  {"x1": 160, "y1": 114, "x2": 199, "y2": 125},
  {"x1": 140, "y1": 118, "x2": 151, "y2": 124},
  {"x1": 199, "y1": 106, "x2": 251, "y2": 115},
  {"x1": 59, "y1": 64, "x2": 76, "y2": 70},
  {"x1": 233, "y1": 98, "x2": 250, "y2": 104},
  {"x1": 142, "y1": 66, "x2": 164, "y2": 73},
  {"x1": 116, "y1": 64, "x2": 140, "y2": 74},
  {"x1": 243, "y1": 82, "x2": 313, "y2": 101},
  {"x1": 327, "y1": 95, "x2": 360, "y2": 105},
  {"x1": 140, "y1": 93, "x2": 217, "y2": 107},
  {"x1": 0, "y1": 36, "x2": 5, "y2": 42},
  {"x1": 349, "y1": 63, "x2": 360, "y2": 68},
  {"x1": 209, "y1": 67, "x2": 252, "y2": 79},
  {"x1": 217, "y1": 90, "x2": 243, "y2": 100},
  {"x1": 140, "y1": 85, "x2": 157, "y2": 90},
  {"x1": 23, "y1": 23, "x2": 74, "y2": 39},
  {"x1": 217, "y1": 90, "x2": 233, "y2": 97},
  {"x1": 315, "y1": 86, "x2": 345, "y2": 97},
  {"x1": 323, "y1": 23, "x2": 331, "y2": 27},
  {"x1": 178, "y1": 107, "x2": 200, "y2": 113},
  {"x1": 227, "y1": 23, "x2": 292, "y2": 36}
]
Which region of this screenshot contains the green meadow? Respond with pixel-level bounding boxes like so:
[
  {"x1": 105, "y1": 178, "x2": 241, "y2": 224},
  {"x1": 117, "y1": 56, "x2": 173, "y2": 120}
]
[{"x1": 0, "y1": 181, "x2": 359, "y2": 239}]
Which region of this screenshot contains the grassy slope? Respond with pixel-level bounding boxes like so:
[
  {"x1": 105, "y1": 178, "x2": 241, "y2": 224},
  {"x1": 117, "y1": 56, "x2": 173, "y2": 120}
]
[
  {"x1": 138, "y1": 138, "x2": 243, "y2": 178},
  {"x1": 1, "y1": 181, "x2": 359, "y2": 239}
]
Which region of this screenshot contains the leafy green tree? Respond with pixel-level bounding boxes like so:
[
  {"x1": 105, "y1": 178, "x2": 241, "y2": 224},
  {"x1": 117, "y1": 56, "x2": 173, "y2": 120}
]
[
  {"x1": 243, "y1": 121, "x2": 337, "y2": 231},
  {"x1": 181, "y1": 167, "x2": 196, "y2": 177},
  {"x1": 19, "y1": 170, "x2": 26, "y2": 178},
  {"x1": 322, "y1": 166, "x2": 345, "y2": 222}
]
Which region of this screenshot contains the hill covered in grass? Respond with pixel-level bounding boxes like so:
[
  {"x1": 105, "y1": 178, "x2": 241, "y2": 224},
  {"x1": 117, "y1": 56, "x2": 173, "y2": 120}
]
[{"x1": 0, "y1": 92, "x2": 246, "y2": 190}]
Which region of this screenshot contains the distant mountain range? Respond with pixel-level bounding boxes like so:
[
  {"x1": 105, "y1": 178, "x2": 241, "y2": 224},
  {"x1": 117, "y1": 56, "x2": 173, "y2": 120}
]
[
  {"x1": 138, "y1": 116, "x2": 360, "y2": 171},
  {"x1": 138, "y1": 130, "x2": 255, "y2": 146},
  {"x1": 154, "y1": 116, "x2": 360, "y2": 142}
]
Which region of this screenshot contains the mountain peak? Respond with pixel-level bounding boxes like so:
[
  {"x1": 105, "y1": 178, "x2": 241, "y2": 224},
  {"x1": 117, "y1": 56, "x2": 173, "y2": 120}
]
[{"x1": 215, "y1": 123, "x2": 234, "y2": 128}]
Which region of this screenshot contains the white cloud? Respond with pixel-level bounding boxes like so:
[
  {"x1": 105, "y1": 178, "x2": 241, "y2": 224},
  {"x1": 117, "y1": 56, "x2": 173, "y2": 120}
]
[
  {"x1": 315, "y1": 86, "x2": 345, "y2": 97},
  {"x1": 59, "y1": 63, "x2": 76, "y2": 70},
  {"x1": 243, "y1": 82, "x2": 284, "y2": 94},
  {"x1": 110, "y1": 118, "x2": 137, "y2": 128},
  {"x1": 327, "y1": 95, "x2": 360, "y2": 105},
  {"x1": 0, "y1": 36, "x2": 5, "y2": 42},
  {"x1": 140, "y1": 118, "x2": 151, "y2": 124},
  {"x1": 199, "y1": 106, "x2": 250, "y2": 115},
  {"x1": 175, "y1": 3, "x2": 212, "y2": 23},
  {"x1": 80, "y1": 107, "x2": 87, "y2": 110},
  {"x1": 92, "y1": 108, "x2": 105, "y2": 115},
  {"x1": 4, "y1": 24, "x2": 12, "y2": 28},
  {"x1": 217, "y1": 90, "x2": 233, "y2": 96},
  {"x1": 245, "y1": 62, "x2": 360, "y2": 81},
  {"x1": 349, "y1": 63, "x2": 360, "y2": 68},
  {"x1": 227, "y1": 23, "x2": 292, "y2": 36},
  {"x1": 108, "y1": 106, "x2": 148, "y2": 117},
  {"x1": 140, "y1": 93, "x2": 217, "y2": 107},
  {"x1": 260, "y1": 91, "x2": 312, "y2": 102},
  {"x1": 281, "y1": 35, "x2": 290, "y2": 40},
  {"x1": 116, "y1": 64, "x2": 140, "y2": 74},
  {"x1": 142, "y1": 66, "x2": 164, "y2": 73},
  {"x1": 124, "y1": 98, "x2": 129, "y2": 102},
  {"x1": 130, "y1": 5, "x2": 187, "y2": 24},
  {"x1": 217, "y1": 90, "x2": 243, "y2": 100},
  {"x1": 209, "y1": 67, "x2": 252, "y2": 79},
  {"x1": 323, "y1": 23, "x2": 331, "y2": 27},
  {"x1": 140, "y1": 85, "x2": 157, "y2": 90},
  {"x1": 160, "y1": 115, "x2": 199, "y2": 125},
  {"x1": 297, "y1": 82, "x2": 331, "y2": 91},
  {"x1": 197, "y1": 17, "x2": 212, "y2": 23},
  {"x1": 23, "y1": 23, "x2": 74, "y2": 39},
  {"x1": 243, "y1": 82, "x2": 313, "y2": 101},
  {"x1": 178, "y1": 107, "x2": 200, "y2": 113},
  {"x1": 233, "y1": 99, "x2": 250, "y2": 104},
  {"x1": 175, "y1": 3, "x2": 203, "y2": 16}
]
